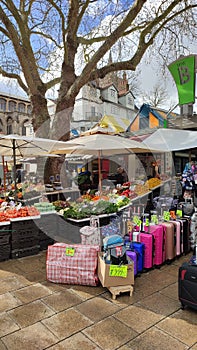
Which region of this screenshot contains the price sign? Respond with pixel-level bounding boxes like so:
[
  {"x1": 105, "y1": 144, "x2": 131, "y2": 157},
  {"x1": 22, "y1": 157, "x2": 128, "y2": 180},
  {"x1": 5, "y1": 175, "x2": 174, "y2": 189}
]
[
  {"x1": 133, "y1": 215, "x2": 141, "y2": 226},
  {"x1": 163, "y1": 211, "x2": 170, "y2": 221},
  {"x1": 65, "y1": 247, "x2": 75, "y2": 256},
  {"x1": 151, "y1": 215, "x2": 158, "y2": 224},
  {"x1": 109, "y1": 265, "x2": 128, "y2": 278},
  {"x1": 176, "y1": 209, "x2": 182, "y2": 218}
]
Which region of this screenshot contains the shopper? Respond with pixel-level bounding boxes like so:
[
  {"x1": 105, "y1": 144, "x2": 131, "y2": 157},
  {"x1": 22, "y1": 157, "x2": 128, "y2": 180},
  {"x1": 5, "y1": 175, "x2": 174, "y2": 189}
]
[{"x1": 115, "y1": 167, "x2": 128, "y2": 186}]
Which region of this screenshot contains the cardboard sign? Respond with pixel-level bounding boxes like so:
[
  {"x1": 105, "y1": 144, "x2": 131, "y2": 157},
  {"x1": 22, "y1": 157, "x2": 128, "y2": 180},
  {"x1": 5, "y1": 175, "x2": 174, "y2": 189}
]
[{"x1": 109, "y1": 265, "x2": 128, "y2": 278}]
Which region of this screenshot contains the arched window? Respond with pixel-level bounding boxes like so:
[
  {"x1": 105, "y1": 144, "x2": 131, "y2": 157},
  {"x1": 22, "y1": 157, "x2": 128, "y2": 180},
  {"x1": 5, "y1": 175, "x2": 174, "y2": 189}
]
[
  {"x1": 22, "y1": 120, "x2": 29, "y2": 136},
  {"x1": 18, "y1": 103, "x2": 25, "y2": 113},
  {"x1": 0, "y1": 98, "x2": 6, "y2": 111},
  {"x1": 8, "y1": 100, "x2": 16, "y2": 112},
  {"x1": 27, "y1": 105, "x2": 32, "y2": 114},
  {"x1": 0, "y1": 119, "x2": 3, "y2": 133},
  {"x1": 7, "y1": 117, "x2": 13, "y2": 134}
]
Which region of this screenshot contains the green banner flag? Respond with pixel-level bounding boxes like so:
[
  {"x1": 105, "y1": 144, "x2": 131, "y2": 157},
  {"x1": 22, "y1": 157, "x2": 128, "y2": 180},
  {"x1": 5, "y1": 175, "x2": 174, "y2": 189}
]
[{"x1": 168, "y1": 55, "x2": 195, "y2": 105}]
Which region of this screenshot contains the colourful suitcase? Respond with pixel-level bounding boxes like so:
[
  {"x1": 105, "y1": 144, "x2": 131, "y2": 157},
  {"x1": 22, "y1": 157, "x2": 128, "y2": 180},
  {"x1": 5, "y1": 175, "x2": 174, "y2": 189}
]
[
  {"x1": 145, "y1": 224, "x2": 166, "y2": 267},
  {"x1": 177, "y1": 218, "x2": 191, "y2": 255},
  {"x1": 139, "y1": 232, "x2": 154, "y2": 269},
  {"x1": 178, "y1": 261, "x2": 197, "y2": 310},
  {"x1": 160, "y1": 222, "x2": 176, "y2": 263},
  {"x1": 126, "y1": 250, "x2": 138, "y2": 276},
  {"x1": 130, "y1": 241, "x2": 145, "y2": 273},
  {"x1": 169, "y1": 220, "x2": 181, "y2": 257}
]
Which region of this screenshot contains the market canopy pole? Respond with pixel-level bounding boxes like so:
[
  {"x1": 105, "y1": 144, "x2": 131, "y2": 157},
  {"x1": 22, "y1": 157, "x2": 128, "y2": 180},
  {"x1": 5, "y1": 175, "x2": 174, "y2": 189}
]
[
  {"x1": 2, "y1": 156, "x2": 6, "y2": 191},
  {"x1": 12, "y1": 139, "x2": 17, "y2": 195}
]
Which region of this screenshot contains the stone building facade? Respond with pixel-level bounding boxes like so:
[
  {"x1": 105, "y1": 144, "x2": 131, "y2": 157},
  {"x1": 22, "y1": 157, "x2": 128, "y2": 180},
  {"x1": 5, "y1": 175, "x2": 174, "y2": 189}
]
[{"x1": 0, "y1": 92, "x2": 32, "y2": 135}]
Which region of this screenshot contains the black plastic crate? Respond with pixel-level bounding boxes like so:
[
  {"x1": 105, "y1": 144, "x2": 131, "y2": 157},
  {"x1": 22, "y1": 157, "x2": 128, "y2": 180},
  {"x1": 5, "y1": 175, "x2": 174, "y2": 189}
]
[
  {"x1": 11, "y1": 227, "x2": 39, "y2": 241},
  {"x1": 11, "y1": 245, "x2": 40, "y2": 259},
  {"x1": 11, "y1": 219, "x2": 40, "y2": 234},
  {"x1": 0, "y1": 232, "x2": 11, "y2": 245},
  {"x1": 11, "y1": 236, "x2": 39, "y2": 250},
  {"x1": 0, "y1": 244, "x2": 11, "y2": 261}
]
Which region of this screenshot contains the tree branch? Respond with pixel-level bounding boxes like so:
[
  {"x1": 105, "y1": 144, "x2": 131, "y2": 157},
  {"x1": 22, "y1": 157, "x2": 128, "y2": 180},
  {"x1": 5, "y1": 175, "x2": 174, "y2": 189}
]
[{"x1": 0, "y1": 67, "x2": 28, "y2": 93}]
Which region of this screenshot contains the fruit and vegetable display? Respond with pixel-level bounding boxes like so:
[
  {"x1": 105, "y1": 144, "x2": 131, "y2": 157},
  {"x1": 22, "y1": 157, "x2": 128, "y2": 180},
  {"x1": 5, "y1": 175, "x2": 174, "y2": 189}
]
[
  {"x1": 34, "y1": 202, "x2": 56, "y2": 213},
  {"x1": 56, "y1": 193, "x2": 130, "y2": 220},
  {"x1": 0, "y1": 204, "x2": 40, "y2": 221},
  {"x1": 145, "y1": 177, "x2": 162, "y2": 189},
  {"x1": 117, "y1": 181, "x2": 149, "y2": 197}
]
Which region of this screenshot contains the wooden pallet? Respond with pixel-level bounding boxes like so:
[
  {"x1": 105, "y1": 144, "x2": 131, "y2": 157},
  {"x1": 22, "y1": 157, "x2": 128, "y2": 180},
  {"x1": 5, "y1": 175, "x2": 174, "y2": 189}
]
[{"x1": 108, "y1": 285, "x2": 134, "y2": 300}]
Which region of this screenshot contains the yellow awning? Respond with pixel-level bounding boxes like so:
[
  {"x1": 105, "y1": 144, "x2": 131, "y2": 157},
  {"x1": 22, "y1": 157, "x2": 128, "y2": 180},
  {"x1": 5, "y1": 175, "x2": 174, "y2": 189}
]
[{"x1": 99, "y1": 115, "x2": 130, "y2": 133}]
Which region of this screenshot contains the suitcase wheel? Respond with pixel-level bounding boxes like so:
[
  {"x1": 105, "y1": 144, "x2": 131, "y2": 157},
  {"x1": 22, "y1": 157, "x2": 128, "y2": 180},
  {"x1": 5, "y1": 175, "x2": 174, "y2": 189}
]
[{"x1": 181, "y1": 302, "x2": 185, "y2": 310}]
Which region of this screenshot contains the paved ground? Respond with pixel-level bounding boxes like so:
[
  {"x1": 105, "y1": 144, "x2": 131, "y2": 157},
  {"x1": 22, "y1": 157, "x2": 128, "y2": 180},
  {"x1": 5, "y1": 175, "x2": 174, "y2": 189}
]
[{"x1": 0, "y1": 251, "x2": 196, "y2": 350}]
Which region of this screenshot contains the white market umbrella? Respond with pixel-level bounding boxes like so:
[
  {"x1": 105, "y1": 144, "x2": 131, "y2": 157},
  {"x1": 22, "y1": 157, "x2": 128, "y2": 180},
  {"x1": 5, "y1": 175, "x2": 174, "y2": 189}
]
[
  {"x1": 144, "y1": 128, "x2": 197, "y2": 151},
  {"x1": 51, "y1": 132, "x2": 160, "y2": 191},
  {"x1": 0, "y1": 134, "x2": 81, "y2": 191}
]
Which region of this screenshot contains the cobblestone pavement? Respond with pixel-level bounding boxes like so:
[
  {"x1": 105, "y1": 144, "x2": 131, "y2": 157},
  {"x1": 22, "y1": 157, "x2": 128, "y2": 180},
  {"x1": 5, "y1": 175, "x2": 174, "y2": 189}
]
[{"x1": 0, "y1": 251, "x2": 196, "y2": 350}]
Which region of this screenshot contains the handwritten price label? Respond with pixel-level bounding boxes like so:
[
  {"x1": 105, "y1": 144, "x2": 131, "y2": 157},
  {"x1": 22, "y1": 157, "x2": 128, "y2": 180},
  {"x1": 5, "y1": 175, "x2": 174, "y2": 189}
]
[
  {"x1": 133, "y1": 216, "x2": 141, "y2": 226},
  {"x1": 65, "y1": 247, "x2": 75, "y2": 256},
  {"x1": 163, "y1": 211, "x2": 170, "y2": 221},
  {"x1": 109, "y1": 265, "x2": 128, "y2": 278},
  {"x1": 176, "y1": 209, "x2": 182, "y2": 218},
  {"x1": 151, "y1": 215, "x2": 158, "y2": 224}
]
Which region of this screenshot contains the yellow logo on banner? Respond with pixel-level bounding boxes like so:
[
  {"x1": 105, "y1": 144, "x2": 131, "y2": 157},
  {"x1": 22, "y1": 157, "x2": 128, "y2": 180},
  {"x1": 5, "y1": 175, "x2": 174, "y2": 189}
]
[
  {"x1": 109, "y1": 265, "x2": 128, "y2": 278},
  {"x1": 65, "y1": 247, "x2": 75, "y2": 256}
]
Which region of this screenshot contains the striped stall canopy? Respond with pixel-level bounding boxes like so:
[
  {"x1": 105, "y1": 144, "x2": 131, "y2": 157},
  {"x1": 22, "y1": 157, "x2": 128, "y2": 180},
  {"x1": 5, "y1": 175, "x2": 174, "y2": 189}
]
[{"x1": 99, "y1": 115, "x2": 130, "y2": 133}]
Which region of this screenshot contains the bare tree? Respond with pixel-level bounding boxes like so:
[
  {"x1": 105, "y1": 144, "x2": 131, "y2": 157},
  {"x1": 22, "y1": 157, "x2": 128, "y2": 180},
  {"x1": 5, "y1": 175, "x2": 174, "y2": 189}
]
[
  {"x1": 0, "y1": 0, "x2": 196, "y2": 140},
  {"x1": 142, "y1": 83, "x2": 169, "y2": 108}
]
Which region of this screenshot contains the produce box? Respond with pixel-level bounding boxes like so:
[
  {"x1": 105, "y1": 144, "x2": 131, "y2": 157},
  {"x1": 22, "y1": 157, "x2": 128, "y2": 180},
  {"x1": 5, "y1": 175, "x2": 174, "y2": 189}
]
[
  {"x1": 97, "y1": 253, "x2": 134, "y2": 287},
  {"x1": 11, "y1": 245, "x2": 40, "y2": 259},
  {"x1": 0, "y1": 244, "x2": 11, "y2": 261},
  {"x1": 0, "y1": 223, "x2": 11, "y2": 245}
]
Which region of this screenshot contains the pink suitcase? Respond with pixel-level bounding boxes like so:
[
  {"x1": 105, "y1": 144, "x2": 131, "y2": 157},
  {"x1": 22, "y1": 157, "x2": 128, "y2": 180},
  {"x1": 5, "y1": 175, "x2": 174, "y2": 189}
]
[
  {"x1": 169, "y1": 220, "x2": 181, "y2": 257},
  {"x1": 145, "y1": 224, "x2": 166, "y2": 266},
  {"x1": 160, "y1": 222, "x2": 176, "y2": 262},
  {"x1": 139, "y1": 232, "x2": 154, "y2": 269}
]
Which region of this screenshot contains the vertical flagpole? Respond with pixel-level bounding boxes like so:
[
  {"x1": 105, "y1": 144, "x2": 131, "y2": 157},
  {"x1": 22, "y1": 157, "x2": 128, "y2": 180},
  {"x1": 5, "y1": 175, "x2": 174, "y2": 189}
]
[
  {"x1": 13, "y1": 140, "x2": 17, "y2": 194},
  {"x1": 2, "y1": 156, "x2": 6, "y2": 191}
]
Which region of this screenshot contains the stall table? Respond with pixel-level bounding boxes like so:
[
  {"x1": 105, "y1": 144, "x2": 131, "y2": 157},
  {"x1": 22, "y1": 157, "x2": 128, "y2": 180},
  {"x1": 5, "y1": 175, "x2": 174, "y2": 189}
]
[{"x1": 43, "y1": 188, "x2": 80, "y2": 202}]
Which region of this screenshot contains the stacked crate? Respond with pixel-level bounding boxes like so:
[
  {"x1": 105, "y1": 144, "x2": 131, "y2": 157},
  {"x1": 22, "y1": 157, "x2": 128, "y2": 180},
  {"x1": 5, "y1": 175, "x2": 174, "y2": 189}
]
[
  {"x1": 11, "y1": 218, "x2": 40, "y2": 258},
  {"x1": 0, "y1": 222, "x2": 11, "y2": 261}
]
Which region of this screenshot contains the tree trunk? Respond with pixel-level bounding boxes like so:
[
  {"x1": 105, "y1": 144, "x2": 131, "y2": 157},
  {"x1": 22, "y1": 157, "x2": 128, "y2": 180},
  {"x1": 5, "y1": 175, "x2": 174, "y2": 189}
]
[{"x1": 30, "y1": 94, "x2": 51, "y2": 139}]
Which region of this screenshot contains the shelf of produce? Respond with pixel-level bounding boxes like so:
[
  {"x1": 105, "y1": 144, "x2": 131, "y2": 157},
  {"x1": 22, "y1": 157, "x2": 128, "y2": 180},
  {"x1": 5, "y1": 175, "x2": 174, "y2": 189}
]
[
  {"x1": 43, "y1": 188, "x2": 80, "y2": 202},
  {"x1": 61, "y1": 202, "x2": 133, "y2": 224},
  {"x1": 131, "y1": 191, "x2": 152, "y2": 202}
]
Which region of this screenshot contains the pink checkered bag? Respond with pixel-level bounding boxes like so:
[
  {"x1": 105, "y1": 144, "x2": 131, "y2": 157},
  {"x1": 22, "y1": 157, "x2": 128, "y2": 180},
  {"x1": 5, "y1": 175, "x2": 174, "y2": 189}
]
[{"x1": 46, "y1": 243, "x2": 100, "y2": 286}]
